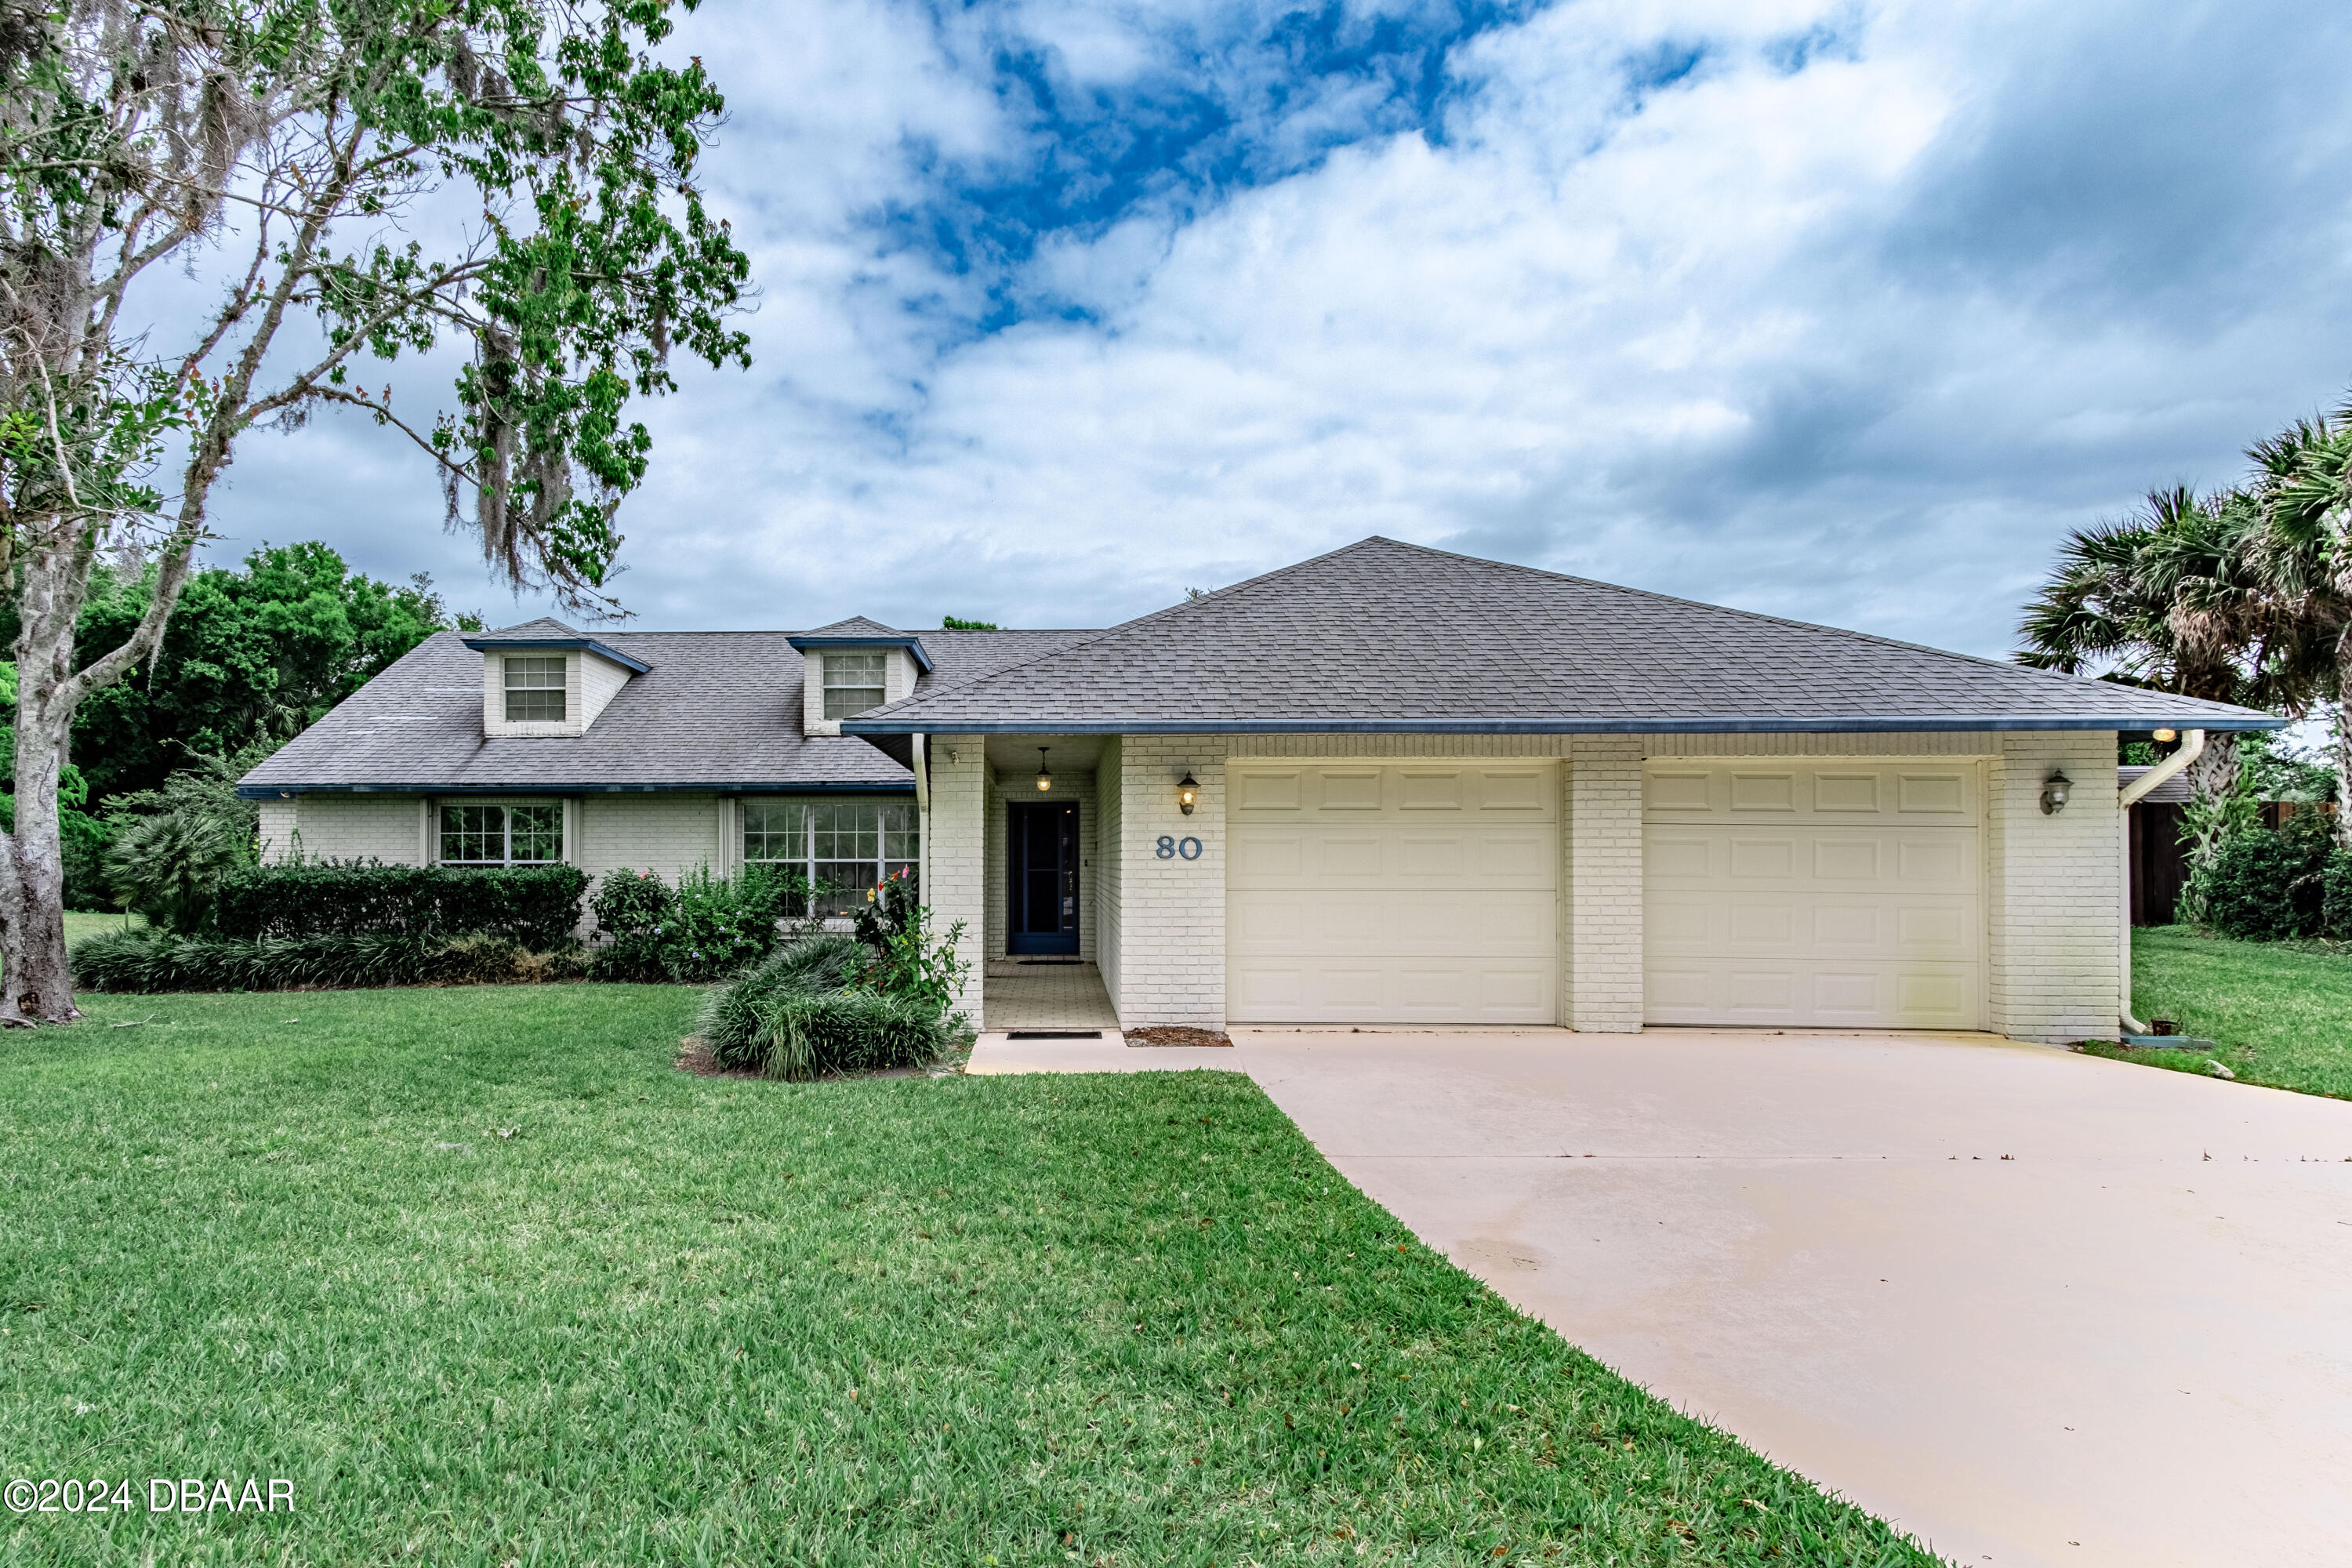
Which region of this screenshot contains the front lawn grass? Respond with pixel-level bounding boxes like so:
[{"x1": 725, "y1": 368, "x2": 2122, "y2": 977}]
[
  {"x1": 1, "y1": 985, "x2": 1936, "y2": 1566},
  {"x1": 2114, "y1": 925, "x2": 2352, "y2": 1099}
]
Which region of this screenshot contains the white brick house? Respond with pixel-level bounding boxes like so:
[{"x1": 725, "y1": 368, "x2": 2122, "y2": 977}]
[{"x1": 240, "y1": 538, "x2": 2272, "y2": 1042}]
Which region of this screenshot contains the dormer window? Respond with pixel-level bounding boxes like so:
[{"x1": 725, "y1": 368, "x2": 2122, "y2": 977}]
[
  {"x1": 822, "y1": 652, "x2": 887, "y2": 719},
  {"x1": 503, "y1": 656, "x2": 567, "y2": 723}
]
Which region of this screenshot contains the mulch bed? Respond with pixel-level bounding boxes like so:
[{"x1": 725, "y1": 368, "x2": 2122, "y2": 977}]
[
  {"x1": 673, "y1": 1036, "x2": 942, "y2": 1081},
  {"x1": 1124, "y1": 1025, "x2": 1232, "y2": 1048},
  {"x1": 674, "y1": 1036, "x2": 762, "y2": 1080}
]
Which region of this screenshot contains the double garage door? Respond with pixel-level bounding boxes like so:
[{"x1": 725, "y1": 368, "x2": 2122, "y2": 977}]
[
  {"x1": 1226, "y1": 761, "x2": 1558, "y2": 1024},
  {"x1": 1222, "y1": 756, "x2": 1985, "y2": 1031},
  {"x1": 1643, "y1": 760, "x2": 1985, "y2": 1029}
]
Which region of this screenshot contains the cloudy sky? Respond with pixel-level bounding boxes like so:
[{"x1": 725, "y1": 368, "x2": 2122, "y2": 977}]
[{"x1": 197, "y1": 0, "x2": 2352, "y2": 657}]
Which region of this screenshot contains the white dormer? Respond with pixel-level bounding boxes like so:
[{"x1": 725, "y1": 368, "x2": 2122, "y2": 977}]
[
  {"x1": 463, "y1": 620, "x2": 649, "y2": 738},
  {"x1": 789, "y1": 618, "x2": 931, "y2": 736}
]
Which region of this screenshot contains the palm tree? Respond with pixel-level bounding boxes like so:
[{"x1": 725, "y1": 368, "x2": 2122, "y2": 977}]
[
  {"x1": 2019, "y1": 486, "x2": 2278, "y2": 801},
  {"x1": 2245, "y1": 408, "x2": 2352, "y2": 840}
]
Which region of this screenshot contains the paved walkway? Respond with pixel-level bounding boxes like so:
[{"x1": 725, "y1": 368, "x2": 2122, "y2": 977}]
[
  {"x1": 964, "y1": 1025, "x2": 2352, "y2": 1566},
  {"x1": 979, "y1": 961, "x2": 1120, "y2": 1031}
]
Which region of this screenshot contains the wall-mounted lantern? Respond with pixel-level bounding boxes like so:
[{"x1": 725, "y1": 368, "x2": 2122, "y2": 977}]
[
  {"x1": 2152, "y1": 728, "x2": 2177, "y2": 743},
  {"x1": 1035, "y1": 747, "x2": 1053, "y2": 793},
  {"x1": 2040, "y1": 769, "x2": 2072, "y2": 815},
  {"x1": 1177, "y1": 772, "x2": 1199, "y2": 815}
]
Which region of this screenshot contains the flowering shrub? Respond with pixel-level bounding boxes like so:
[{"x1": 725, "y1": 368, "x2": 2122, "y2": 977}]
[{"x1": 850, "y1": 867, "x2": 971, "y2": 1019}]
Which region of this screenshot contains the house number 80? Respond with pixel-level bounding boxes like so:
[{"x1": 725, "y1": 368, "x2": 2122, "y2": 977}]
[{"x1": 1156, "y1": 836, "x2": 1203, "y2": 860}]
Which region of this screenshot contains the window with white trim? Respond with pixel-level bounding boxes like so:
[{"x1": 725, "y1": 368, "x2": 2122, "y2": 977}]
[
  {"x1": 439, "y1": 802, "x2": 564, "y2": 866},
  {"x1": 503, "y1": 655, "x2": 567, "y2": 722},
  {"x1": 821, "y1": 652, "x2": 886, "y2": 719},
  {"x1": 742, "y1": 797, "x2": 916, "y2": 914}
]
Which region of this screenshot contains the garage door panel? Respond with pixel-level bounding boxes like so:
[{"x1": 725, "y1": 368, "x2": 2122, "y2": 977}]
[
  {"x1": 1229, "y1": 761, "x2": 1559, "y2": 1024},
  {"x1": 1644, "y1": 760, "x2": 1983, "y2": 1029}
]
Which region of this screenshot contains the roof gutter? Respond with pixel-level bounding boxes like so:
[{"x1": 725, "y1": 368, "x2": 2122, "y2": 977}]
[
  {"x1": 235, "y1": 780, "x2": 916, "y2": 800},
  {"x1": 843, "y1": 714, "x2": 2281, "y2": 737},
  {"x1": 2117, "y1": 729, "x2": 2206, "y2": 1033}
]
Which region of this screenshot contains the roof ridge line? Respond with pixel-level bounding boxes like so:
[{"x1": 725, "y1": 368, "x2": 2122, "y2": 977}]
[{"x1": 858, "y1": 537, "x2": 1401, "y2": 721}]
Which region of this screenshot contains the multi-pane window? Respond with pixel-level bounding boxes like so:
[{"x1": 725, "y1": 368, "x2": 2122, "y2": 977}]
[
  {"x1": 439, "y1": 803, "x2": 564, "y2": 866},
  {"x1": 821, "y1": 652, "x2": 887, "y2": 720},
  {"x1": 741, "y1": 797, "x2": 917, "y2": 914},
  {"x1": 504, "y1": 655, "x2": 568, "y2": 722}
]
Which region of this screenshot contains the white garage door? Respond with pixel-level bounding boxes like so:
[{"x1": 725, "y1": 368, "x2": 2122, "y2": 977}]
[
  {"x1": 1228, "y1": 761, "x2": 1558, "y2": 1024},
  {"x1": 1644, "y1": 760, "x2": 1984, "y2": 1029}
]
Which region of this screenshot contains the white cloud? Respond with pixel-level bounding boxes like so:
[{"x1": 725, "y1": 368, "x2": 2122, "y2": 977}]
[{"x1": 191, "y1": 0, "x2": 2352, "y2": 660}]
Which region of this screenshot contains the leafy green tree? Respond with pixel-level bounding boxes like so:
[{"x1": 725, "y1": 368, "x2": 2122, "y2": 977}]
[
  {"x1": 0, "y1": 0, "x2": 750, "y2": 1020},
  {"x1": 940, "y1": 615, "x2": 999, "y2": 630},
  {"x1": 53, "y1": 543, "x2": 469, "y2": 802}
]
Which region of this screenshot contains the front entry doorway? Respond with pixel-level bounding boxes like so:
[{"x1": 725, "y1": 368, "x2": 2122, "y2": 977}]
[{"x1": 1008, "y1": 801, "x2": 1080, "y2": 955}]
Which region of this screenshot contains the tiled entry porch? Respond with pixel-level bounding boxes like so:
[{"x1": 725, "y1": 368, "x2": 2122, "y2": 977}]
[{"x1": 981, "y1": 960, "x2": 1120, "y2": 1032}]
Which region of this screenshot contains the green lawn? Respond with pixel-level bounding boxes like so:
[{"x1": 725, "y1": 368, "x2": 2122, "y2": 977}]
[
  {"x1": 2115, "y1": 925, "x2": 2352, "y2": 1099},
  {"x1": 0, "y1": 984, "x2": 1935, "y2": 1566},
  {"x1": 60, "y1": 910, "x2": 141, "y2": 947}
]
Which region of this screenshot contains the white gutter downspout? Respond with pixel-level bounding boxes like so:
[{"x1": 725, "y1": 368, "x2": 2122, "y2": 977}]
[
  {"x1": 912, "y1": 733, "x2": 929, "y2": 815},
  {"x1": 2116, "y1": 729, "x2": 2205, "y2": 1034}
]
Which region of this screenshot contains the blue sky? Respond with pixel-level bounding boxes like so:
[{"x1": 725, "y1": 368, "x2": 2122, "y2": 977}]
[{"x1": 201, "y1": 0, "x2": 2352, "y2": 658}]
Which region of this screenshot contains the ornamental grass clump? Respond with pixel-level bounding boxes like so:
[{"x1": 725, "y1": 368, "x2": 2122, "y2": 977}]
[{"x1": 696, "y1": 902, "x2": 971, "y2": 1080}]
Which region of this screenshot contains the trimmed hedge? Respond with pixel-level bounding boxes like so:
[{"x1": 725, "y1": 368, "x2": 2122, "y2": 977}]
[
  {"x1": 211, "y1": 861, "x2": 589, "y2": 946},
  {"x1": 71, "y1": 928, "x2": 587, "y2": 993},
  {"x1": 699, "y1": 935, "x2": 954, "y2": 1080}
]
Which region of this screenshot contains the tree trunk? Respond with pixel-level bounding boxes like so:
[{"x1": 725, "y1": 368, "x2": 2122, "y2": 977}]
[
  {"x1": 2337, "y1": 700, "x2": 2352, "y2": 849},
  {"x1": 2185, "y1": 728, "x2": 2240, "y2": 808},
  {"x1": 0, "y1": 701, "x2": 79, "y2": 1025}
]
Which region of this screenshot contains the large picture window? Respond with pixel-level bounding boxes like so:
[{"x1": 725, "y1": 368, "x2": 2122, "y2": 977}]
[
  {"x1": 440, "y1": 803, "x2": 564, "y2": 866},
  {"x1": 504, "y1": 655, "x2": 567, "y2": 722},
  {"x1": 742, "y1": 797, "x2": 916, "y2": 914},
  {"x1": 821, "y1": 652, "x2": 886, "y2": 720}
]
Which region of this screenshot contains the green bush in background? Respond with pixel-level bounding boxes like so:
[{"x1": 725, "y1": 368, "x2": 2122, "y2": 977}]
[
  {"x1": 586, "y1": 863, "x2": 811, "y2": 982},
  {"x1": 2194, "y1": 812, "x2": 2339, "y2": 939}
]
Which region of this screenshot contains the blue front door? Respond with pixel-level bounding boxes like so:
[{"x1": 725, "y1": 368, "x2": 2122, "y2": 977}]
[{"x1": 1008, "y1": 802, "x2": 1080, "y2": 955}]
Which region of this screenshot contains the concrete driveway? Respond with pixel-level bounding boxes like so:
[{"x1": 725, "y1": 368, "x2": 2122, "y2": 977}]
[{"x1": 1235, "y1": 1029, "x2": 2352, "y2": 1568}]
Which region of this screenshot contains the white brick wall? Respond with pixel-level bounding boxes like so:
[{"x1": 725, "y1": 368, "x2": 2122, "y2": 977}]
[
  {"x1": 1097, "y1": 736, "x2": 1123, "y2": 1003},
  {"x1": 1566, "y1": 737, "x2": 1645, "y2": 1032},
  {"x1": 1987, "y1": 731, "x2": 2121, "y2": 1043},
  {"x1": 257, "y1": 799, "x2": 300, "y2": 862},
  {"x1": 575, "y1": 793, "x2": 724, "y2": 882},
  {"x1": 1110, "y1": 735, "x2": 1227, "y2": 1029},
  {"x1": 921, "y1": 737, "x2": 989, "y2": 1014},
  {"x1": 281, "y1": 793, "x2": 429, "y2": 863}
]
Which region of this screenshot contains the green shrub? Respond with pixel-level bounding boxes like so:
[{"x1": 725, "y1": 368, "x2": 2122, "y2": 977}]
[
  {"x1": 698, "y1": 932, "x2": 961, "y2": 1080},
  {"x1": 211, "y1": 861, "x2": 589, "y2": 946},
  {"x1": 2325, "y1": 849, "x2": 2352, "y2": 938},
  {"x1": 70, "y1": 927, "x2": 587, "y2": 992},
  {"x1": 850, "y1": 867, "x2": 971, "y2": 1013},
  {"x1": 2197, "y1": 825, "x2": 2326, "y2": 939},
  {"x1": 588, "y1": 863, "x2": 808, "y2": 982},
  {"x1": 699, "y1": 935, "x2": 862, "y2": 1064},
  {"x1": 749, "y1": 989, "x2": 949, "y2": 1080}
]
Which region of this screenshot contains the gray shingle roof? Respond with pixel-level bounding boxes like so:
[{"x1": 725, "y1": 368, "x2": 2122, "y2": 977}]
[
  {"x1": 844, "y1": 537, "x2": 2279, "y2": 735},
  {"x1": 800, "y1": 615, "x2": 902, "y2": 638},
  {"x1": 239, "y1": 626, "x2": 1094, "y2": 795}
]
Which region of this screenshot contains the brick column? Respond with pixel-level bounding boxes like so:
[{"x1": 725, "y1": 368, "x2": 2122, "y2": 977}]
[
  {"x1": 1988, "y1": 731, "x2": 2120, "y2": 1042},
  {"x1": 1566, "y1": 736, "x2": 1645, "y2": 1032},
  {"x1": 923, "y1": 735, "x2": 989, "y2": 1019},
  {"x1": 1114, "y1": 735, "x2": 1228, "y2": 1029}
]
